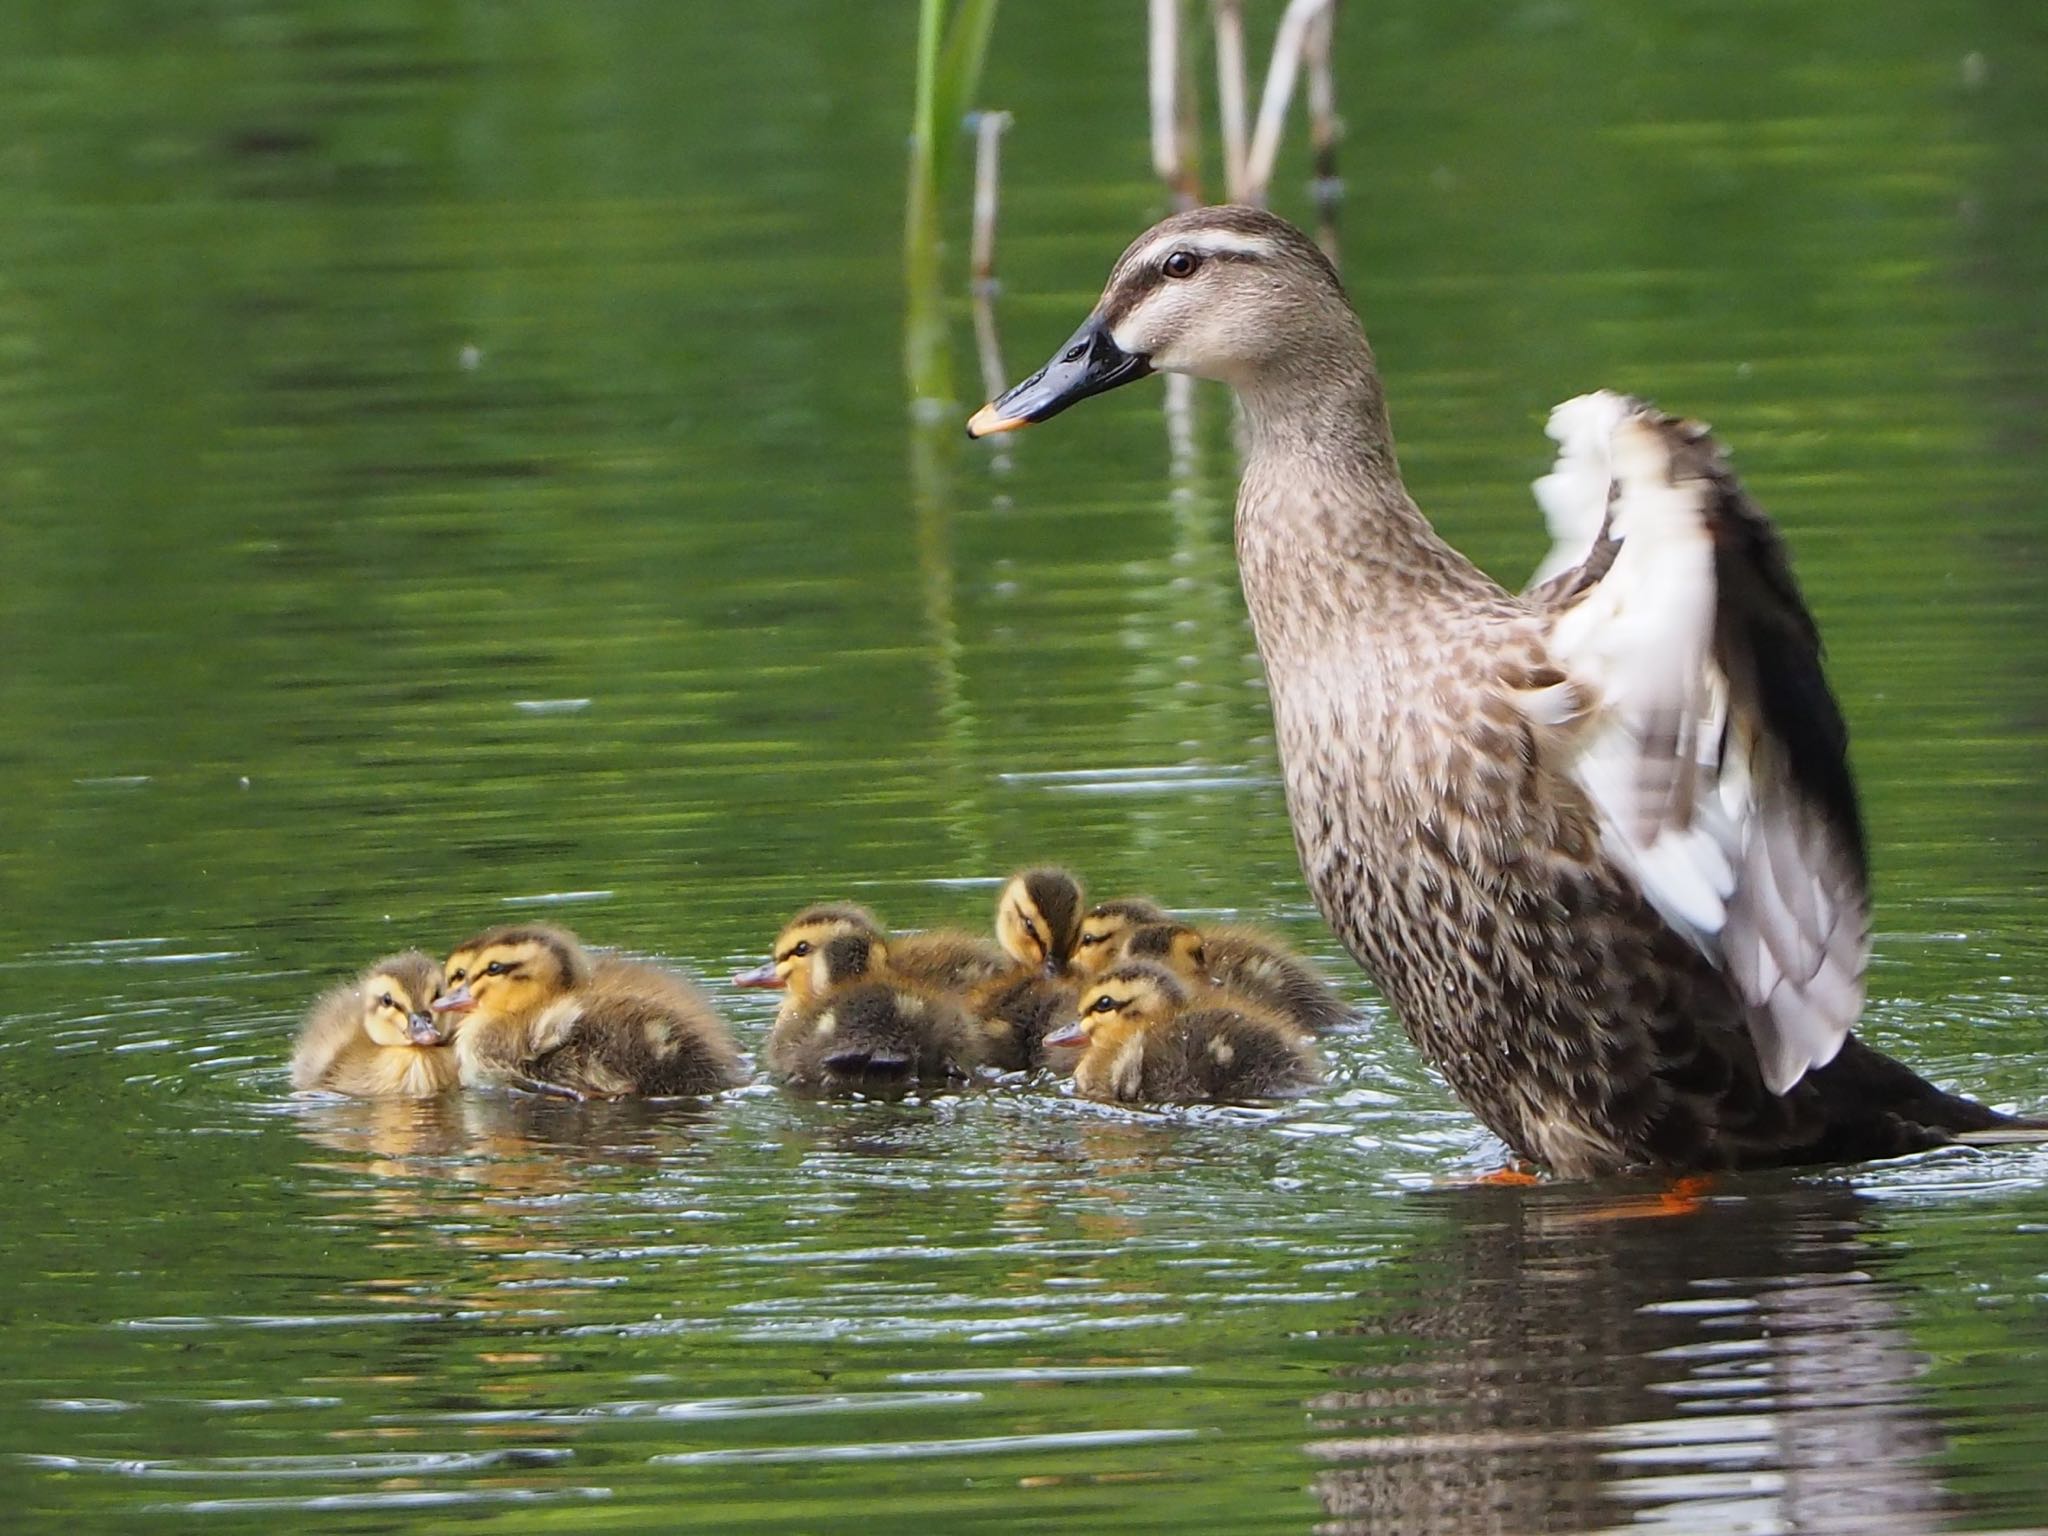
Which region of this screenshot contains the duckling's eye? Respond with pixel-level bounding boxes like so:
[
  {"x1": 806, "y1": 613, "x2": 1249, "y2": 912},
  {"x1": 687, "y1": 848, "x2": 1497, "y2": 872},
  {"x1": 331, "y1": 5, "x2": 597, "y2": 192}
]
[
  {"x1": 790, "y1": 942, "x2": 811, "y2": 958},
  {"x1": 1162, "y1": 250, "x2": 1201, "y2": 280},
  {"x1": 378, "y1": 994, "x2": 395, "y2": 1009},
  {"x1": 1090, "y1": 995, "x2": 1122, "y2": 1015},
  {"x1": 484, "y1": 961, "x2": 508, "y2": 976},
  {"x1": 1077, "y1": 933, "x2": 1105, "y2": 948},
  {"x1": 449, "y1": 969, "x2": 466, "y2": 983}
]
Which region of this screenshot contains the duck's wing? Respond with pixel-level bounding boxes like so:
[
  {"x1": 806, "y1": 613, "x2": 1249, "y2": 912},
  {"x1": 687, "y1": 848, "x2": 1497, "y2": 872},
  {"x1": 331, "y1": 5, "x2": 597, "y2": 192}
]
[
  {"x1": 1523, "y1": 391, "x2": 1629, "y2": 605},
  {"x1": 1527, "y1": 395, "x2": 1869, "y2": 1095}
]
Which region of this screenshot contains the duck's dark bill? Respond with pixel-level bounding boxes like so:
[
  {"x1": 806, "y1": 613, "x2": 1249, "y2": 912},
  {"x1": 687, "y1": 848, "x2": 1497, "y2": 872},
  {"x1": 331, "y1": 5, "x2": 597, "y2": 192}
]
[{"x1": 966, "y1": 318, "x2": 1151, "y2": 438}]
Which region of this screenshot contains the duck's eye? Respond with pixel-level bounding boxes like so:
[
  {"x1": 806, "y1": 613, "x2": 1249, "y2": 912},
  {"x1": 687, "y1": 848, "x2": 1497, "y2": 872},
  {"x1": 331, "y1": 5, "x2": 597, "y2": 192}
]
[
  {"x1": 449, "y1": 969, "x2": 466, "y2": 983},
  {"x1": 378, "y1": 994, "x2": 395, "y2": 1009},
  {"x1": 1090, "y1": 995, "x2": 1122, "y2": 1014},
  {"x1": 790, "y1": 941, "x2": 811, "y2": 958},
  {"x1": 1162, "y1": 250, "x2": 1201, "y2": 280},
  {"x1": 484, "y1": 961, "x2": 508, "y2": 976},
  {"x1": 1078, "y1": 934, "x2": 1105, "y2": 948}
]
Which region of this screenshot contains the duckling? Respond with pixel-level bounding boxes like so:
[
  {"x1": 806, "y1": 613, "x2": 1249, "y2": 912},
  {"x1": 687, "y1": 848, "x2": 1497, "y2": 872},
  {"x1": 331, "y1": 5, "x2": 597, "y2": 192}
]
[
  {"x1": 765, "y1": 931, "x2": 984, "y2": 1091},
  {"x1": 1071, "y1": 897, "x2": 1169, "y2": 979},
  {"x1": 291, "y1": 951, "x2": 459, "y2": 1099},
  {"x1": 1199, "y1": 926, "x2": 1350, "y2": 1036},
  {"x1": 1076, "y1": 899, "x2": 1348, "y2": 1035},
  {"x1": 1047, "y1": 962, "x2": 1322, "y2": 1105},
  {"x1": 732, "y1": 903, "x2": 1008, "y2": 1015},
  {"x1": 433, "y1": 924, "x2": 744, "y2": 1100},
  {"x1": 972, "y1": 867, "x2": 1087, "y2": 1071},
  {"x1": 993, "y1": 866, "x2": 1085, "y2": 977}
]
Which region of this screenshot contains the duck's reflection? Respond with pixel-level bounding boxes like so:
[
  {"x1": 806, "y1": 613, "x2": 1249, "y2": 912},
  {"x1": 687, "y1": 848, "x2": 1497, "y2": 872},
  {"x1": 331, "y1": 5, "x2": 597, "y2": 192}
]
[{"x1": 1310, "y1": 1179, "x2": 1949, "y2": 1536}]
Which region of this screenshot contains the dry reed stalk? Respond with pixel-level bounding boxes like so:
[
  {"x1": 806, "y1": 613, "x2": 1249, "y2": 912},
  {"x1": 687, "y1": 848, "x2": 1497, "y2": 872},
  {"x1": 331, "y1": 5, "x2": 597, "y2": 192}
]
[
  {"x1": 1243, "y1": 0, "x2": 1336, "y2": 205},
  {"x1": 1212, "y1": 0, "x2": 1250, "y2": 201},
  {"x1": 969, "y1": 109, "x2": 1013, "y2": 286}
]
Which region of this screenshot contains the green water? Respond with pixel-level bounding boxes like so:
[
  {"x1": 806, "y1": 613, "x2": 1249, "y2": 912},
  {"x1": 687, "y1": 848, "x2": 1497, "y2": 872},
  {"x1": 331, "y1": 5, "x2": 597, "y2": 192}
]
[{"x1": 3, "y1": 2, "x2": 2045, "y2": 1531}]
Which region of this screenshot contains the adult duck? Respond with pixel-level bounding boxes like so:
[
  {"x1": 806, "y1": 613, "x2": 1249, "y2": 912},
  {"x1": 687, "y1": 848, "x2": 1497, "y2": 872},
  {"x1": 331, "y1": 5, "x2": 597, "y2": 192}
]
[{"x1": 969, "y1": 204, "x2": 2031, "y2": 1176}]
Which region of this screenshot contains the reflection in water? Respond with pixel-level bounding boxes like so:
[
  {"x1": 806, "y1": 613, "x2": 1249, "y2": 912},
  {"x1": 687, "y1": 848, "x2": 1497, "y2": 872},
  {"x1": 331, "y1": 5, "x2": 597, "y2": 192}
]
[{"x1": 1310, "y1": 1182, "x2": 1948, "y2": 1536}]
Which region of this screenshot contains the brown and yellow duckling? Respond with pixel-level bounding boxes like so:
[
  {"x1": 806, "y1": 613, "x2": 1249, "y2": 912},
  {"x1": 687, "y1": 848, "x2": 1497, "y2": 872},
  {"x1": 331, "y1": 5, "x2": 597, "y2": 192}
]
[
  {"x1": 765, "y1": 931, "x2": 985, "y2": 1092},
  {"x1": 733, "y1": 902, "x2": 1008, "y2": 1015},
  {"x1": 972, "y1": 867, "x2": 1086, "y2": 1071},
  {"x1": 291, "y1": 950, "x2": 459, "y2": 1099},
  {"x1": 432, "y1": 924, "x2": 744, "y2": 1100},
  {"x1": 1046, "y1": 961, "x2": 1322, "y2": 1105},
  {"x1": 1073, "y1": 896, "x2": 1348, "y2": 1036}
]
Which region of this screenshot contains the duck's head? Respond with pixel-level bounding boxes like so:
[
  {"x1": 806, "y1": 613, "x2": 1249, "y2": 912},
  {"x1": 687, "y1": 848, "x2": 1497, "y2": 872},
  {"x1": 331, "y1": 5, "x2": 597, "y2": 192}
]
[
  {"x1": 358, "y1": 951, "x2": 447, "y2": 1047},
  {"x1": 432, "y1": 924, "x2": 589, "y2": 1024},
  {"x1": 731, "y1": 904, "x2": 883, "y2": 994},
  {"x1": 967, "y1": 206, "x2": 1352, "y2": 436},
  {"x1": 995, "y1": 867, "x2": 1084, "y2": 977},
  {"x1": 1044, "y1": 961, "x2": 1188, "y2": 1051},
  {"x1": 1120, "y1": 921, "x2": 1210, "y2": 985},
  {"x1": 811, "y1": 930, "x2": 889, "y2": 993},
  {"x1": 1071, "y1": 897, "x2": 1169, "y2": 979}
]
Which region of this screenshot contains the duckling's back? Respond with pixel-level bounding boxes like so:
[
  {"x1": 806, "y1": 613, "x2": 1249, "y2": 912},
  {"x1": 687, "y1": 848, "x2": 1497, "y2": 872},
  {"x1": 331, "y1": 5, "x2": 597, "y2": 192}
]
[
  {"x1": 1202, "y1": 927, "x2": 1349, "y2": 1035},
  {"x1": 768, "y1": 981, "x2": 981, "y2": 1089},
  {"x1": 971, "y1": 972, "x2": 1078, "y2": 1072},
  {"x1": 1138, "y1": 1008, "x2": 1322, "y2": 1102},
  {"x1": 890, "y1": 930, "x2": 1010, "y2": 992},
  {"x1": 531, "y1": 956, "x2": 744, "y2": 1098}
]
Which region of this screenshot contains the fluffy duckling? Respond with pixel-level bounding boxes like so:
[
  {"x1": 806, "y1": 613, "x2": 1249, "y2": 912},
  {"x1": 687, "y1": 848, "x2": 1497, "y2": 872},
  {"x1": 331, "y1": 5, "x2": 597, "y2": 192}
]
[
  {"x1": 733, "y1": 903, "x2": 1008, "y2": 1015},
  {"x1": 1072, "y1": 897, "x2": 1171, "y2": 978},
  {"x1": 433, "y1": 924, "x2": 744, "y2": 1100},
  {"x1": 291, "y1": 951, "x2": 460, "y2": 1099},
  {"x1": 972, "y1": 867, "x2": 1088, "y2": 1071},
  {"x1": 993, "y1": 866, "x2": 1086, "y2": 977},
  {"x1": 765, "y1": 932, "x2": 985, "y2": 1090},
  {"x1": 1046, "y1": 962, "x2": 1322, "y2": 1105},
  {"x1": 1073, "y1": 897, "x2": 1347, "y2": 1035}
]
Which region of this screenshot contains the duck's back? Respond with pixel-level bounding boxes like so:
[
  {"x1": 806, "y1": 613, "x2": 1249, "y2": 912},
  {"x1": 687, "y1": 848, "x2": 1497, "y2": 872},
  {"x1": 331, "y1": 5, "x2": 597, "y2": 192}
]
[{"x1": 530, "y1": 957, "x2": 743, "y2": 1098}]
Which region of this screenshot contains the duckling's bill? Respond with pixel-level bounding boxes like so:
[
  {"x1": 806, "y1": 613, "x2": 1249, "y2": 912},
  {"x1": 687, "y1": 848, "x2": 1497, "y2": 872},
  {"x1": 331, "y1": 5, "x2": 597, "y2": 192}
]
[
  {"x1": 1042, "y1": 1020, "x2": 1088, "y2": 1051},
  {"x1": 406, "y1": 1013, "x2": 447, "y2": 1046},
  {"x1": 730, "y1": 959, "x2": 784, "y2": 989},
  {"x1": 965, "y1": 317, "x2": 1151, "y2": 438}
]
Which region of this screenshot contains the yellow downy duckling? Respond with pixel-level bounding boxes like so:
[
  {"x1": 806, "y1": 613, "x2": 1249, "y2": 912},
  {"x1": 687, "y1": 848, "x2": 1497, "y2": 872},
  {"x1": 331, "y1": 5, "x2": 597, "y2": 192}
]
[
  {"x1": 433, "y1": 924, "x2": 744, "y2": 1100},
  {"x1": 1071, "y1": 897, "x2": 1171, "y2": 978},
  {"x1": 1073, "y1": 897, "x2": 1348, "y2": 1035},
  {"x1": 975, "y1": 867, "x2": 1087, "y2": 1071},
  {"x1": 291, "y1": 951, "x2": 459, "y2": 1099},
  {"x1": 765, "y1": 931, "x2": 985, "y2": 1091},
  {"x1": 732, "y1": 903, "x2": 1008, "y2": 1015},
  {"x1": 1047, "y1": 962, "x2": 1322, "y2": 1104},
  {"x1": 993, "y1": 867, "x2": 1085, "y2": 977}
]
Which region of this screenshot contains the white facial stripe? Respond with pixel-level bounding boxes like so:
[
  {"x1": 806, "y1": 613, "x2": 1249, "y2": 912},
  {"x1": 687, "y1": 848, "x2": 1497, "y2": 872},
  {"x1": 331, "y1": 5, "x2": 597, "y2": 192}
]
[{"x1": 1126, "y1": 227, "x2": 1279, "y2": 272}]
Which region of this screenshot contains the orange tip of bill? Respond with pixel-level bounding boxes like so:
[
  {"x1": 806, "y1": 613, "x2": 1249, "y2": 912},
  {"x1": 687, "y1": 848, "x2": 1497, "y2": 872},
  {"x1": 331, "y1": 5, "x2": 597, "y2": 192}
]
[{"x1": 966, "y1": 402, "x2": 1029, "y2": 439}]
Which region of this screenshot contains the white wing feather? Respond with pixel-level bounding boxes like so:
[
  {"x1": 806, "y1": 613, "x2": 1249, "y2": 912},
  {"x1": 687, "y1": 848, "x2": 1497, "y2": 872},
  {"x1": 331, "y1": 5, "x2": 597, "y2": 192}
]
[
  {"x1": 1535, "y1": 398, "x2": 1866, "y2": 1095},
  {"x1": 1529, "y1": 390, "x2": 1630, "y2": 585}
]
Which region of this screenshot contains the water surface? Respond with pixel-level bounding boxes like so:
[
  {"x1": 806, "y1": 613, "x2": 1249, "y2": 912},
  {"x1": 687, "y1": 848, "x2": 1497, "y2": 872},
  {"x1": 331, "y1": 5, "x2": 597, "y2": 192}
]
[{"x1": 2, "y1": 3, "x2": 2045, "y2": 1531}]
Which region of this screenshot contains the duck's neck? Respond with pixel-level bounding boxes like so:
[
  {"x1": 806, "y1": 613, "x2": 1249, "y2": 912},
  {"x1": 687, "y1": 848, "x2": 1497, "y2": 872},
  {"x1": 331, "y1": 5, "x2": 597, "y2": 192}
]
[{"x1": 1229, "y1": 326, "x2": 1504, "y2": 677}]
